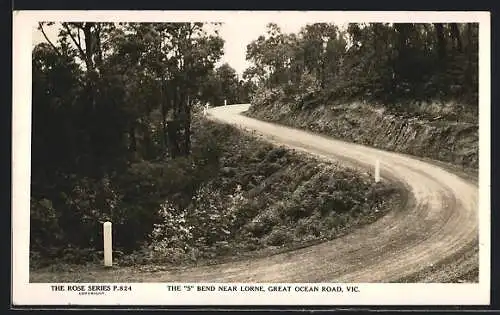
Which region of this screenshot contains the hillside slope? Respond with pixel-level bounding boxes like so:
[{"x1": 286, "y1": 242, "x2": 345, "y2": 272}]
[
  {"x1": 246, "y1": 101, "x2": 478, "y2": 170},
  {"x1": 30, "y1": 115, "x2": 399, "y2": 275}
]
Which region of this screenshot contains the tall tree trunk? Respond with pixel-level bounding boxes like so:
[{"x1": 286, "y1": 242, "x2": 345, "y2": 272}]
[
  {"x1": 182, "y1": 95, "x2": 192, "y2": 156},
  {"x1": 395, "y1": 24, "x2": 409, "y2": 56},
  {"x1": 434, "y1": 23, "x2": 446, "y2": 61},
  {"x1": 160, "y1": 78, "x2": 168, "y2": 153},
  {"x1": 83, "y1": 23, "x2": 95, "y2": 73},
  {"x1": 176, "y1": 89, "x2": 189, "y2": 157},
  {"x1": 129, "y1": 124, "x2": 136, "y2": 152},
  {"x1": 433, "y1": 23, "x2": 450, "y2": 93},
  {"x1": 166, "y1": 82, "x2": 182, "y2": 159},
  {"x1": 95, "y1": 24, "x2": 104, "y2": 69},
  {"x1": 166, "y1": 120, "x2": 180, "y2": 159},
  {"x1": 182, "y1": 114, "x2": 191, "y2": 156},
  {"x1": 465, "y1": 24, "x2": 472, "y2": 85},
  {"x1": 394, "y1": 24, "x2": 410, "y2": 90},
  {"x1": 464, "y1": 23, "x2": 476, "y2": 101},
  {"x1": 450, "y1": 23, "x2": 463, "y2": 52}
]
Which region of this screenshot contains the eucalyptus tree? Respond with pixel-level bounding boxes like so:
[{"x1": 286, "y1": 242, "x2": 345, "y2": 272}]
[{"x1": 244, "y1": 22, "x2": 478, "y2": 107}]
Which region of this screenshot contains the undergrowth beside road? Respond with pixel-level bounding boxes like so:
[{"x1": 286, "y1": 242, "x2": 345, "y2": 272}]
[{"x1": 30, "y1": 116, "x2": 400, "y2": 274}]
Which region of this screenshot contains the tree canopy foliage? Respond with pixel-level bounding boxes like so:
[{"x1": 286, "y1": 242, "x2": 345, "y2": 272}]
[
  {"x1": 246, "y1": 22, "x2": 478, "y2": 109},
  {"x1": 31, "y1": 22, "x2": 252, "y2": 259}
]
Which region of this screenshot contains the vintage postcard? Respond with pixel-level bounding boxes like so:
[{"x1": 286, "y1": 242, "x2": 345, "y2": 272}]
[{"x1": 12, "y1": 10, "x2": 490, "y2": 306}]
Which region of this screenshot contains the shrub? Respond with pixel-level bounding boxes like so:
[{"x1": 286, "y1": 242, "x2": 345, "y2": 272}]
[
  {"x1": 30, "y1": 197, "x2": 62, "y2": 252},
  {"x1": 285, "y1": 203, "x2": 311, "y2": 222},
  {"x1": 149, "y1": 184, "x2": 246, "y2": 261},
  {"x1": 56, "y1": 176, "x2": 122, "y2": 249},
  {"x1": 265, "y1": 227, "x2": 289, "y2": 246},
  {"x1": 265, "y1": 147, "x2": 287, "y2": 162},
  {"x1": 230, "y1": 198, "x2": 261, "y2": 231},
  {"x1": 244, "y1": 220, "x2": 272, "y2": 238},
  {"x1": 149, "y1": 200, "x2": 193, "y2": 253},
  {"x1": 188, "y1": 184, "x2": 235, "y2": 247}
]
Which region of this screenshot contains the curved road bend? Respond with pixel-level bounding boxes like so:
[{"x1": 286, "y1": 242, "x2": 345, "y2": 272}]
[
  {"x1": 142, "y1": 103, "x2": 478, "y2": 283},
  {"x1": 47, "y1": 103, "x2": 477, "y2": 283}
]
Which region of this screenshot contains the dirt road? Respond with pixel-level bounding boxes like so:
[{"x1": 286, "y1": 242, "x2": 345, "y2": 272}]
[
  {"x1": 190, "y1": 104, "x2": 477, "y2": 282},
  {"x1": 31, "y1": 104, "x2": 479, "y2": 283}
]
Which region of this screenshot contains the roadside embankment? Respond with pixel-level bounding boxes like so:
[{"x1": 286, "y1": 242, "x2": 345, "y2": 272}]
[{"x1": 246, "y1": 101, "x2": 478, "y2": 171}]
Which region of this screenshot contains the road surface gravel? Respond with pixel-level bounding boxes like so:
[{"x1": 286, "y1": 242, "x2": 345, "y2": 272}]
[{"x1": 146, "y1": 104, "x2": 479, "y2": 282}]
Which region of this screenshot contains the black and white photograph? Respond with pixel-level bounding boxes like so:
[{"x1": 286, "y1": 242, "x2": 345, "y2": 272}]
[{"x1": 12, "y1": 10, "x2": 490, "y2": 306}]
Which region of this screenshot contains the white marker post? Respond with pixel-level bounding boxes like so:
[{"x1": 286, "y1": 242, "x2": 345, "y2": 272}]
[
  {"x1": 103, "y1": 221, "x2": 113, "y2": 267},
  {"x1": 375, "y1": 159, "x2": 381, "y2": 183},
  {"x1": 224, "y1": 99, "x2": 227, "y2": 106}
]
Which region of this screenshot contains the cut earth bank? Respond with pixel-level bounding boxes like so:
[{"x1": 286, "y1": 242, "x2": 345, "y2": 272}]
[{"x1": 245, "y1": 100, "x2": 478, "y2": 172}]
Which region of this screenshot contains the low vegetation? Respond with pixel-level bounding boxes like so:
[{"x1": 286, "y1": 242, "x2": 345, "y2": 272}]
[{"x1": 31, "y1": 117, "x2": 400, "y2": 270}]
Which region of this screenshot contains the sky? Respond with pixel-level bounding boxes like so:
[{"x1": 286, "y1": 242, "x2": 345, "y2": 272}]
[{"x1": 32, "y1": 21, "x2": 308, "y2": 77}]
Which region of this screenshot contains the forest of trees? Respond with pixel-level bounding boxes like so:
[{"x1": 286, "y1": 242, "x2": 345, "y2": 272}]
[
  {"x1": 245, "y1": 23, "x2": 478, "y2": 112},
  {"x1": 31, "y1": 22, "x2": 478, "y2": 265},
  {"x1": 31, "y1": 22, "x2": 253, "y2": 262}
]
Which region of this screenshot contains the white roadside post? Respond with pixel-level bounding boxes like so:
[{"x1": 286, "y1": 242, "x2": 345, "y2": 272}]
[
  {"x1": 224, "y1": 99, "x2": 227, "y2": 106},
  {"x1": 103, "y1": 221, "x2": 113, "y2": 267},
  {"x1": 375, "y1": 159, "x2": 381, "y2": 183}
]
